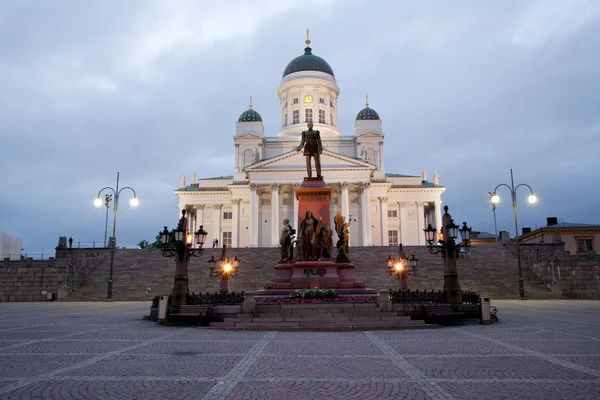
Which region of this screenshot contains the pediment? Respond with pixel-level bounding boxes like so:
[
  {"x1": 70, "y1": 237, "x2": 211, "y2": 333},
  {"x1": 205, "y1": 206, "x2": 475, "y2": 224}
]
[
  {"x1": 235, "y1": 133, "x2": 263, "y2": 140},
  {"x1": 245, "y1": 150, "x2": 374, "y2": 172},
  {"x1": 355, "y1": 131, "x2": 384, "y2": 139}
]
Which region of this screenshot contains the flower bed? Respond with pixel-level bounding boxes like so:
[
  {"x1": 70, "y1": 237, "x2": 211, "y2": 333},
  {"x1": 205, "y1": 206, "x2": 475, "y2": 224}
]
[{"x1": 256, "y1": 296, "x2": 379, "y2": 305}]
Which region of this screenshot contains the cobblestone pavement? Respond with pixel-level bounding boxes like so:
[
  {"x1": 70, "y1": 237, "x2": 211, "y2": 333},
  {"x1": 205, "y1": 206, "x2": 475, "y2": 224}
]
[{"x1": 0, "y1": 300, "x2": 599, "y2": 399}]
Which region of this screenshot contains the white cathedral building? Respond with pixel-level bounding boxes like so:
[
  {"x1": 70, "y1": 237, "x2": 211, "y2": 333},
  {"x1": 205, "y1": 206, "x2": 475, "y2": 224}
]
[{"x1": 176, "y1": 37, "x2": 445, "y2": 248}]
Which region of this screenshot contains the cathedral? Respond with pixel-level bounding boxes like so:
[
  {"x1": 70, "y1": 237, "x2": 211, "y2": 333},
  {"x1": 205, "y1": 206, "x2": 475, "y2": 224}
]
[{"x1": 176, "y1": 36, "x2": 445, "y2": 248}]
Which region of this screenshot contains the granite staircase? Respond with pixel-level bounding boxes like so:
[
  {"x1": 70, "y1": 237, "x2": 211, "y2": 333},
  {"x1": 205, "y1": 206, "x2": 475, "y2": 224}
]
[
  {"x1": 66, "y1": 245, "x2": 560, "y2": 301},
  {"x1": 209, "y1": 302, "x2": 437, "y2": 331}
]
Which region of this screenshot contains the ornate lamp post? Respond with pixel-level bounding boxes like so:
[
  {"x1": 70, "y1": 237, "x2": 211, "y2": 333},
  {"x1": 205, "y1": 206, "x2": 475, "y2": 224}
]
[
  {"x1": 489, "y1": 169, "x2": 537, "y2": 299},
  {"x1": 94, "y1": 172, "x2": 138, "y2": 300},
  {"x1": 159, "y1": 209, "x2": 208, "y2": 309},
  {"x1": 208, "y1": 245, "x2": 240, "y2": 293},
  {"x1": 424, "y1": 205, "x2": 472, "y2": 306},
  {"x1": 386, "y1": 244, "x2": 418, "y2": 290}
]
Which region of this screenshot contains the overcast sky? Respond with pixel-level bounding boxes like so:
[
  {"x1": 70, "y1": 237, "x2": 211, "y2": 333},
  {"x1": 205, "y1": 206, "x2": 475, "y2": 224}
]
[{"x1": 1, "y1": 0, "x2": 599, "y2": 256}]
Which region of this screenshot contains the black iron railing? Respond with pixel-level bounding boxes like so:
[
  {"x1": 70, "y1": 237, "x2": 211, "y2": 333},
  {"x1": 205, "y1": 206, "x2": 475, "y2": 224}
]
[
  {"x1": 187, "y1": 291, "x2": 245, "y2": 305},
  {"x1": 461, "y1": 291, "x2": 480, "y2": 305},
  {"x1": 389, "y1": 289, "x2": 446, "y2": 304},
  {"x1": 389, "y1": 289, "x2": 481, "y2": 304}
]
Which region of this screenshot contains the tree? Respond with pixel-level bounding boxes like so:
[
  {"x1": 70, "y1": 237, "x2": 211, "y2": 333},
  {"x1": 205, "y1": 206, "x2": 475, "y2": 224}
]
[{"x1": 138, "y1": 232, "x2": 175, "y2": 249}]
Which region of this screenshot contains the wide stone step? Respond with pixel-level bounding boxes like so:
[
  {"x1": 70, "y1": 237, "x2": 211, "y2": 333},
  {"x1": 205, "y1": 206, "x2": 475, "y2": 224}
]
[{"x1": 209, "y1": 322, "x2": 438, "y2": 331}]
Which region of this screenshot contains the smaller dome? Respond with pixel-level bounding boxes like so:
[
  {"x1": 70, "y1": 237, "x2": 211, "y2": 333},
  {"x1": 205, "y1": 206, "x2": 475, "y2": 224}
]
[
  {"x1": 356, "y1": 95, "x2": 380, "y2": 120},
  {"x1": 238, "y1": 108, "x2": 262, "y2": 122},
  {"x1": 356, "y1": 107, "x2": 380, "y2": 120}
]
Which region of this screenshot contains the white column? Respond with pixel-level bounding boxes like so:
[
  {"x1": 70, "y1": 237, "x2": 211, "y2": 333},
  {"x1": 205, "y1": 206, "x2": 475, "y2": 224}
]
[
  {"x1": 397, "y1": 202, "x2": 406, "y2": 244},
  {"x1": 234, "y1": 144, "x2": 240, "y2": 172},
  {"x1": 198, "y1": 205, "x2": 205, "y2": 226},
  {"x1": 363, "y1": 183, "x2": 373, "y2": 246},
  {"x1": 271, "y1": 183, "x2": 279, "y2": 246},
  {"x1": 416, "y1": 201, "x2": 425, "y2": 245},
  {"x1": 380, "y1": 196, "x2": 389, "y2": 246},
  {"x1": 379, "y1": 142, "x2": 385, "y2": 173},
  {"x1": 435, "y1": 200, "x2": 443, "y2": 230},
  {"x1": 232, "y1": 199, "x2": 240, "y2": 248},
  {"x1": 341, "y1": 182, "x2": 349, "y2": 219},
  {"x1": 214, "y1": 204, "x2": 222, "y2": 246},
  {"x1": 249, "y1": 184, "x2": 258, "y2": 247},
  {"x1": 293, "y1": 183, "x2": 299, "y2": 229}
]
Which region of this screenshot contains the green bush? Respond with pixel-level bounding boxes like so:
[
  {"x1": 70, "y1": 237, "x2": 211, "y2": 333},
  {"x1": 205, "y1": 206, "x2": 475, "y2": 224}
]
[{"x1": 289, "y1": 288, "x2": 339, "y2": 299}]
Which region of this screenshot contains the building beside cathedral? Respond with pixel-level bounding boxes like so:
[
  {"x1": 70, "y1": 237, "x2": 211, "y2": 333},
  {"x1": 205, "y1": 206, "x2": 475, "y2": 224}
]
[{"x1": 175, "y1": 37, "x2": 445, "y2": 248}]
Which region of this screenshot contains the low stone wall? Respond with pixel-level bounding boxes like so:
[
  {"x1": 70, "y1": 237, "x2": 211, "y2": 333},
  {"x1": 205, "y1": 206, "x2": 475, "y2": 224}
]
[
  {"x1": 514, "y1": 243, "x2": 600, "y2": 299},
  {"x1": 0, "y1": 249, "x2": 109, "y2": 302},
  {"x1": 529, "y1": 256, "x2": 600, "y2": 299},
  {"x1": 0, "y1": 259, "x2": 67, "y2": 302}
]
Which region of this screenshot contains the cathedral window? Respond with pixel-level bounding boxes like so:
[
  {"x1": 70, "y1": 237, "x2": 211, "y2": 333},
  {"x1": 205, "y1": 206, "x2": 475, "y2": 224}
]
[
  {"x1": 284, "y1": 113, "x2": 288, "y2": 127},
  {"x1": 243, "y1": 149, "x2": 254, "y2": 167},
  {"x1": 293, "y1": 98, "x2": 299, "y2": 105},
  {"x1": 330, "y1": 112, "x2": 335, "y2": 127},
  {"x1": 319, "y1": 97, "x2": 325, "y2": 104},
  {"x1": 222, "y1": 232, "x2": 232, "y2": 247},
  {"x1": 223, "y1": 212, "x2": 232, "y2": 220},
  {"x1": 305, "y1": 108, "x2": 313, "y2": 123},
  {"x1": 292, "y1": 110, "x2": 299, "y2": 124},
  {"x1": 388, "y1": 230, "x2": 399, "y2": 247},
  {"x1": 388, "y1": 210, "x2": 398, "y2": 218},
  {"x1": 330, "y1": 100, "x2": 334, "y2": 108},
  {"x1": 318, "y1": 109, "x2": 325, "y2": 124}
]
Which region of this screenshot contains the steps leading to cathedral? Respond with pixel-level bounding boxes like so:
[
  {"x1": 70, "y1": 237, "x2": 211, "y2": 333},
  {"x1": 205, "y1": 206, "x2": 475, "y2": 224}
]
[{"x1": 66, "y1": 245, "x2": 560, "y2": 301}]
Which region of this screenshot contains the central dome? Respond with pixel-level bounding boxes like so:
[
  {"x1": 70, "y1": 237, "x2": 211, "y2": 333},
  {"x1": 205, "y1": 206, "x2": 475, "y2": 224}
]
[{"x1": 282, "y1": 46, "x2": 335, "y2": 78}]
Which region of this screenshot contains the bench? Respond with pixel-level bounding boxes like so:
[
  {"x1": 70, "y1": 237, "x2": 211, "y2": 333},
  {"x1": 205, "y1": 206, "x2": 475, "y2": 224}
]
[
  {"x1": 174, "y1": 305, "x2": 210, "y2": 317},
  {"x1": 490, "y1": 306, "x2": 499, "y2": 322},
  {"x1": 424, "y1": 304, "x2": 453, "y2": 317}
]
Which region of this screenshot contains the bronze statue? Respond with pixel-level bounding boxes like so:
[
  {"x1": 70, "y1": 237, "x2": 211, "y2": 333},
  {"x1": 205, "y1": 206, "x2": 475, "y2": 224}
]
[
  {"x1": 298, "y1": 209, "x2": 319, "y2": 260},
  {"x1": 317, "y1": 224, "x2": 333, "y2": 260},
  {"x1": 296, "y1": 122, "x2": 323, "y2": 178},
  {"x1": 334, "y1": 213, "x2": 351, "y2": 262},
  {"x1": 278, "y1": 219, "x2": 295, "y2": 263}
]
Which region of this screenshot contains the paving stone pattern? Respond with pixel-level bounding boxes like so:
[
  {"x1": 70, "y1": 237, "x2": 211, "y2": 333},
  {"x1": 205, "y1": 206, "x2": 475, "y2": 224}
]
[{"x1": 1, "y1": 300, "x2": 599, "y2": 399}]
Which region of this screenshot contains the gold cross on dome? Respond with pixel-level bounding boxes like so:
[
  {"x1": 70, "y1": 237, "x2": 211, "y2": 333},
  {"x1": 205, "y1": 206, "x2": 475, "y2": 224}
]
[
  {"x1": 305, "y1": 29, "x2": 311, "y2": 46},
  {"x1": 249, "y1": 96, "x2": 252, "y2": 109}
]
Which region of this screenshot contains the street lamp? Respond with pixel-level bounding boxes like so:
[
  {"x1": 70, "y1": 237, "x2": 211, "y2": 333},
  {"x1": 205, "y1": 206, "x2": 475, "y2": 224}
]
[
  {"x1": 385, "y1": 244, "x2": 418, "y2": 290},
  {"x1": 487, "y1": 192, "x2": 498, "y2": 244},
  {"x1": 489, "y1": 168, "x2": 537, "y2": 299},
  {"x1": 424, "y1": 205, "x2": 472, "y2": 305},
  {"x1": 94, "y1": 172, "x2": 138, "y2": 300},
  {"x1": 101, "y1": 194, "x2": 113, "y2": 247},
  {"x1": 208, "y1": 245, "x2": 240, "y2": 293},
  {"x1": 159, "y1": 209, "x2": 208, "y2": 308}
]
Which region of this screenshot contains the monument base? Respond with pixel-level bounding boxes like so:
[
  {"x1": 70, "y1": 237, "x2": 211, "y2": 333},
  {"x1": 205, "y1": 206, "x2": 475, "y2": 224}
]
[{"x1": 266, "y1": 260, "x2": 367, "y2": 290}]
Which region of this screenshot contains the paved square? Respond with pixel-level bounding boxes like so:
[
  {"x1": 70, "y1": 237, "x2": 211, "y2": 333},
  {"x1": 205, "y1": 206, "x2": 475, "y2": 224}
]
[{"x1": 0, "y1": 300, "x2": 599, "y2": 399}]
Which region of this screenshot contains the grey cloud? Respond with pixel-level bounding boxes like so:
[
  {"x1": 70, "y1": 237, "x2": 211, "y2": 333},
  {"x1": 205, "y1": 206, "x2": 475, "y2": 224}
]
[{"x1": 1, "y1": 0, "x2": 599, "y2": 254}]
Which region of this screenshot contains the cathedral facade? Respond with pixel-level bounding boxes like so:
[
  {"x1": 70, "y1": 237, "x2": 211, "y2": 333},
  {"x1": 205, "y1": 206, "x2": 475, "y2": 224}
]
[{"x1": 176, "y1": 38, "x2": 445, "y2": 248}]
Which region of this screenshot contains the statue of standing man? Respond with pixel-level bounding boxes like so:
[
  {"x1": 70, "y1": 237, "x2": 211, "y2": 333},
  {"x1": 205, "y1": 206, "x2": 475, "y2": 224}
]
[{"x1": 296, "y1": 122, "x2": 323, "y2": 178}]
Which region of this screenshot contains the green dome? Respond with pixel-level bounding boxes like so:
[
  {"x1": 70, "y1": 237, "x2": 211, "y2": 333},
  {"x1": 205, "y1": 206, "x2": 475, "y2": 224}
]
[
  {"x1": 238, "y1": 108, "x2": 262, "y2": 122},
  {"x1": 283, "y1": 47, "x2": 334, "y2": 78},
  {"x1": 356, "y1": 106, "x2": 380, "y2": 120}
]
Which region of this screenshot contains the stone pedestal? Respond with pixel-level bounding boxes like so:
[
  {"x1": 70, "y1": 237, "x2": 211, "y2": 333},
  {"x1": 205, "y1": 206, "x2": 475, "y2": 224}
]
[
  {"x1": 294, "y1": 178, "x2": 332, "y2": 229},
  {"x1": 261, "y1": 177, "x2": 370, "y2": 294}
]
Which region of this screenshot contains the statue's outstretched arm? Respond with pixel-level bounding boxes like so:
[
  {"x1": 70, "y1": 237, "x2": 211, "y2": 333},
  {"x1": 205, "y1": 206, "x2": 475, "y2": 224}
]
[{"x1": 296, "y1": 132, "x2": 306, "y2": 152}]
